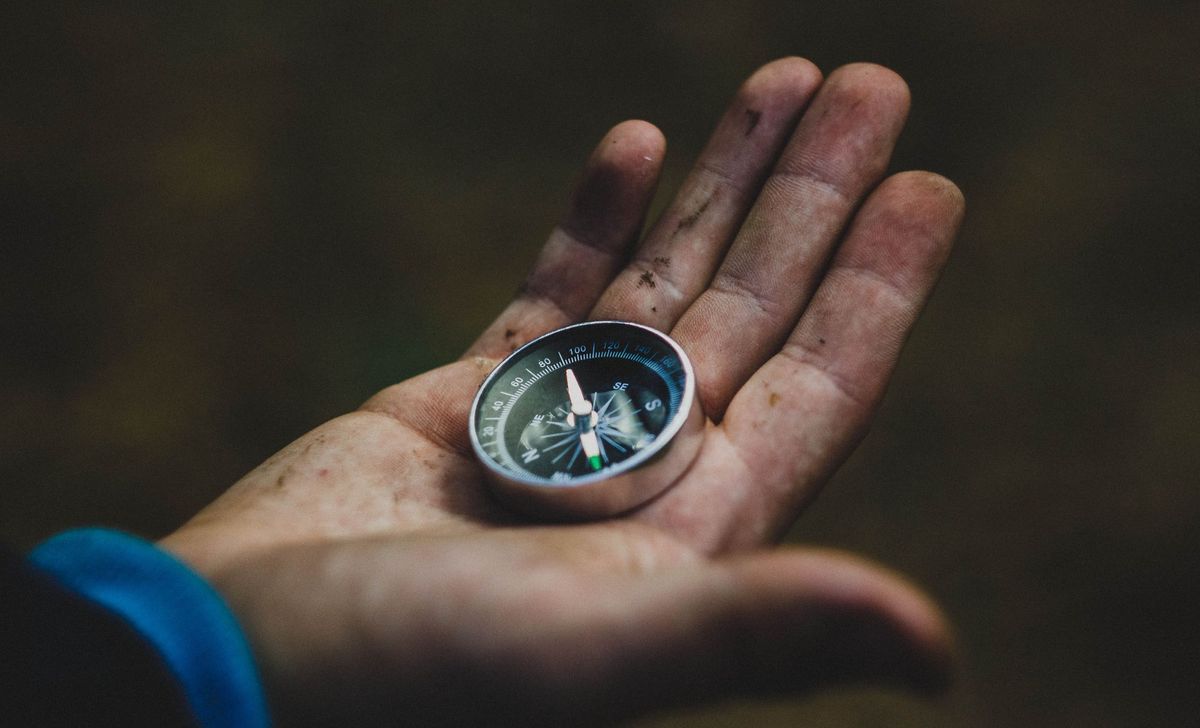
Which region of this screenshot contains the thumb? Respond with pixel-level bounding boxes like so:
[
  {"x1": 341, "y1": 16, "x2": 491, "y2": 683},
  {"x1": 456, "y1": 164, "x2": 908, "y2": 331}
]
[{"x1": 582, "y1": 548, "x2": 955, "y2": 724}]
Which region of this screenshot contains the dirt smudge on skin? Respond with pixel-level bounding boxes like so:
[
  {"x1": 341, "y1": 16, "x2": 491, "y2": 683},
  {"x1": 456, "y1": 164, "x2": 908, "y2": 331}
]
[
  {"x1": 653, "y1": 256, "x2": 671, "y2": 268},
  {"x1": 469, "y1": 356, "x2": 497, "y2": 375},
  {"x1": 674, "y1": 192, "x2": 713, "y2": 235},
  {"x1": 744, "y1": 108, "x2": 762, "y2": 135},
  {"x1": 638, "y1": 271, "x2": 656, "y2": 288}
]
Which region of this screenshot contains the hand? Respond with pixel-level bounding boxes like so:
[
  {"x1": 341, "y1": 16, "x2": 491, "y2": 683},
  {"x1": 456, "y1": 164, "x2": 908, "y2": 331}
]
[{"x1": 161, "y1": 58, "x2": 965, "y2": 726}]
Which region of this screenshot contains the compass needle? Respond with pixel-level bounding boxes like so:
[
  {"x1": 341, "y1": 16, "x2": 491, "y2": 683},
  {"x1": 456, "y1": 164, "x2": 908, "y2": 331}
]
[{"x1": 565, "y1": 368, "x2": 589, "y2": 415}]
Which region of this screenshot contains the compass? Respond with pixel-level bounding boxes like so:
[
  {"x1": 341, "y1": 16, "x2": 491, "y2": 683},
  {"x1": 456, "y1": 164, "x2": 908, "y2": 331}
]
[{"x1": 469, "y1": 320, "x2": 703, "y2": 519}]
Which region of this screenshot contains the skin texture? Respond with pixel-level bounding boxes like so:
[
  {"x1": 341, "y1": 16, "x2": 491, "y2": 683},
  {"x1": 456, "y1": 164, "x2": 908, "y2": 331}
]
[{"x1": 160, "y1": 58, "x2": 965, "y2": 726}]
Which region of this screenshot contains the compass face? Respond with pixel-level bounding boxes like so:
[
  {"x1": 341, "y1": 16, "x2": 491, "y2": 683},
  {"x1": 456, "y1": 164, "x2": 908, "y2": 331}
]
[{"x1": 470, "y1": 321, "x2": 694, "y2": 487}]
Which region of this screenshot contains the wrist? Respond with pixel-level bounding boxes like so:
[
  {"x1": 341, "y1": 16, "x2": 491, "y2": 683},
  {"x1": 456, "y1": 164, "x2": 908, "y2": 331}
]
[{"x1": 29, "y1": 528, "x2": 272, "y2": 728}]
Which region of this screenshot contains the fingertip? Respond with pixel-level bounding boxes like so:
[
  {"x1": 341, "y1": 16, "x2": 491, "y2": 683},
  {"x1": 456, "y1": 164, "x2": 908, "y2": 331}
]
[
  {"x1": 595, "y1": 119, "x2": 666, "y2": 174},
  {"x1": 805, "y1": 549, "x2": 957, "y2": 695},
  {"x1": 884, "y1": 170, "x2": 965, "y2": 213},
  {"x1": 564, "y1": 120, "x2": 666, "y2": 245},
  {"x1": 820, "y1": 551, "x2": 957, "y2": 695},
  {"x1": 721, "y1": 58, "x2": 823, "y2": 147},
  {"x1": 608, "y1": 117, "x2": 665, "y2": 142},
  {"x1": 824, "y1": 62, "x2": 912, "y2": 117},
  {"x1": 724, "y1": 548, "x2": 957, "y2": 696},
  {"x1": 739, "y1": 56, "x2": 824, "y2": 106},
  {"x1": 865, "y1": 171, "x2": 967, "y2": 269}
]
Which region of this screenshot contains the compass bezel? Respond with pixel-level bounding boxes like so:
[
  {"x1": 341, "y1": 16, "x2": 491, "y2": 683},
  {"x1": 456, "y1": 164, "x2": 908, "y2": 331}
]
[{"x1": 468, "y1": 320, "x2": 703, "y2": 519}]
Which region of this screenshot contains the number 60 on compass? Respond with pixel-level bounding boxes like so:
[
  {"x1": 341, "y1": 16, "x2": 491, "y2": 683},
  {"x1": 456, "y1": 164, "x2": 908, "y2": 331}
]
[{"x1": 469, "y1": 321, "x2": 704, "y2": 519}]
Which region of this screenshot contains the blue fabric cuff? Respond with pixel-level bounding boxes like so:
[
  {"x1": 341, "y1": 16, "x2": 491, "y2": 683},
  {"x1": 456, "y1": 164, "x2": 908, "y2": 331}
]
[{"x1": 28, "y1": 528, "x2": 270, "y2": 728}]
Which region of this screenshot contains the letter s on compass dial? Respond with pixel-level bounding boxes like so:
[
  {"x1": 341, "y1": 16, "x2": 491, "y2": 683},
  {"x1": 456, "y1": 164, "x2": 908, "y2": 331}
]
[{"x1": 469, "y1": 321, "x2": 704, "y2": 520}]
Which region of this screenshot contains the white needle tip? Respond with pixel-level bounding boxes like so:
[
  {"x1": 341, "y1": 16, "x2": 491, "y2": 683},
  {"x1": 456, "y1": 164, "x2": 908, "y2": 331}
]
[{"x1": 565, "y1": 368, "x2": 592, "y2": 416}]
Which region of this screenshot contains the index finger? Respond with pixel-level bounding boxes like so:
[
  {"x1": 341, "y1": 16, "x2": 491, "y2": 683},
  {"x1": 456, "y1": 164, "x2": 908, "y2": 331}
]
[{"x1": 465, "y1": 121, "x2": 665, "y2": 359}]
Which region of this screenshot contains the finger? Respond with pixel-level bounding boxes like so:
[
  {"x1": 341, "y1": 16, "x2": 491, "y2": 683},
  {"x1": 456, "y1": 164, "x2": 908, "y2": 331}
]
[
  {"x1": 590, "y1": 57, "x2": 822, "y2": 329},
  {"x1": 671, "y1": 63, "x2": 912, "y2": 420},
  {"x1": 465, "y1": 121, "x2": 665, "y2": 359},
  {"x1": 712, "y1": 171, "x2": 964, "y2": 543},
  {"x1": 510, "y1": 548, "x2": 953, "y2": 726}
]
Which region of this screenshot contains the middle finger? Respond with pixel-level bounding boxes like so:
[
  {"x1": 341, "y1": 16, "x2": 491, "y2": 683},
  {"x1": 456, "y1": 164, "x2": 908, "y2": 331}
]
[
  {"x1": 590, "y1": 57, "x2": 822, "y2": 329},
  {"x1": 670, "y1": 63, "x2": 913, "y2": 420}
]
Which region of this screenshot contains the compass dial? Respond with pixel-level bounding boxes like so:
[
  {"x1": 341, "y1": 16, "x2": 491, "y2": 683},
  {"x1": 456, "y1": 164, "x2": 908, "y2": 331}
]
[
  {"x1": 514, "y1": 386, "x2": 666, "y2": 478},
  {"x1": 469, "y1": 320, "x2": 700, "y2": 516}
]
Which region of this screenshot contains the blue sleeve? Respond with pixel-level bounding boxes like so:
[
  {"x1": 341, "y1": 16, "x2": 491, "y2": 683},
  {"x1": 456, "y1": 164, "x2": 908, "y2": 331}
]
[{"x1": 25, "y1": 528, "x2": 271, "y2": 728}]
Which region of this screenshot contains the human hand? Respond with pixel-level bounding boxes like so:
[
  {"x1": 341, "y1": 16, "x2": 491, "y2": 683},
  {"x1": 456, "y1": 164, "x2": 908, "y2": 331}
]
[{"x1": 161, "y1": 58, "x2": 965, "y2": 726}]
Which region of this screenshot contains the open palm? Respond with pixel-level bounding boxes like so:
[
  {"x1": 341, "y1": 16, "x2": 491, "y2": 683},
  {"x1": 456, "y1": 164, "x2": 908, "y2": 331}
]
[{"x1": 162, "y1": 58, "x2": 964, "y2": 726}]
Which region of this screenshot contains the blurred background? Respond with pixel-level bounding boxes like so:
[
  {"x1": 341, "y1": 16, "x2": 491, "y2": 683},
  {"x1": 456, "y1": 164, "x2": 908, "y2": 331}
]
[{"x1": 2, "y1": 1, "x2": 1197, "y2": 725}]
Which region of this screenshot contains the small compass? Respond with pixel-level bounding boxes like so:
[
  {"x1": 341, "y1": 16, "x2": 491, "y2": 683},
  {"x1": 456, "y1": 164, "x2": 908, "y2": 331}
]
[{"x1": 469, "y1": 320, "x2": 703, "y2": 519}]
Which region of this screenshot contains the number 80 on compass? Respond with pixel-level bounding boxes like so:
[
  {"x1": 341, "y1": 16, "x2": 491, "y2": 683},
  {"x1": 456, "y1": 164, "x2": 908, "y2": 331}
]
[{"x1": 469, "y1": 320, "x2": 704, "y2": 519}]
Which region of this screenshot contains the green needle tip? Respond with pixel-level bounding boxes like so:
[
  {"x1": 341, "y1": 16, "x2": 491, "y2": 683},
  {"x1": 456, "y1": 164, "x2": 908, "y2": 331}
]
[{"x1": 588, "y1": 455, "x2": 603, "y2": 471}]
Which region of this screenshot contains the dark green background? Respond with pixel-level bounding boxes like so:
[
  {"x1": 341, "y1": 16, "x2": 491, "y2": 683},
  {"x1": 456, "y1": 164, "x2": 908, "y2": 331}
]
[{"x1": 2, "y1": 2, "x2": 1197, "y2": 725}]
